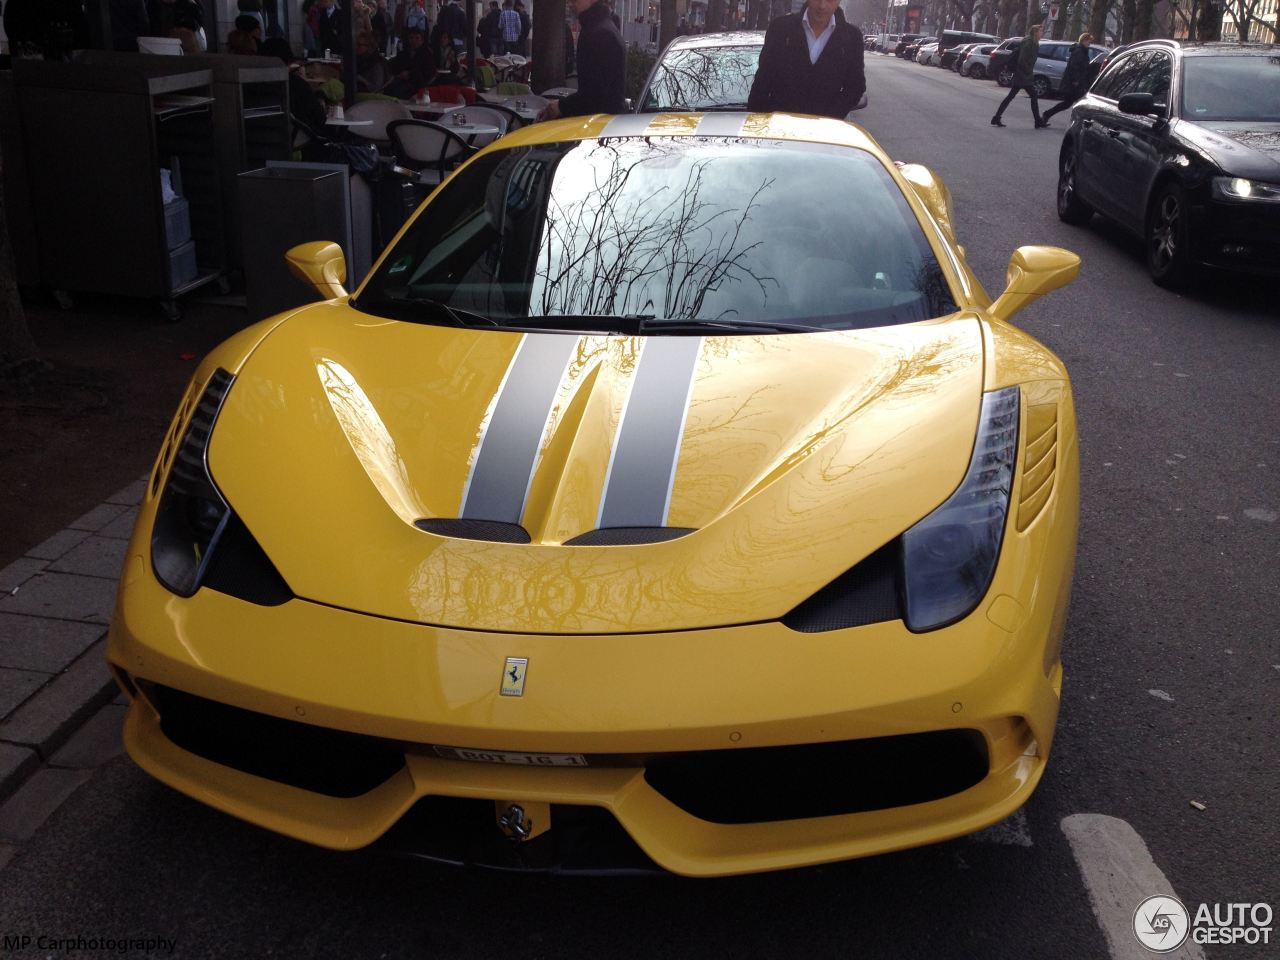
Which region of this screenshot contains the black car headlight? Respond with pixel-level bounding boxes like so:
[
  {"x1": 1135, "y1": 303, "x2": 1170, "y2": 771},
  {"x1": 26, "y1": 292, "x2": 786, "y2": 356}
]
[
  {"x1": 151, "y1": 369, "x2": 235, "y2": 596},
  {"x1": 901, "y1": 386, "x2": 1019, "y2": 632},
  {"x1": 1212, "y1": 176, "x2": 1280, "y2": 202}
]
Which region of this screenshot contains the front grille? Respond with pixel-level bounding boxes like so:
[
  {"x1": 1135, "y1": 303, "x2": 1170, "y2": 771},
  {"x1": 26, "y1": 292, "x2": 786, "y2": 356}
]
[
  {"x1": 150, "y1": 685, "x2": 405, "y2": 798},
  {"x1": 644, "y1": 729, "x2": 988, "y2": 824},
  {"x1": 564, "y1": 527, "x2": 696, "y2": 546},
  {"x1": 415, "y1": 518, "x2": 532, "y2": 543}
]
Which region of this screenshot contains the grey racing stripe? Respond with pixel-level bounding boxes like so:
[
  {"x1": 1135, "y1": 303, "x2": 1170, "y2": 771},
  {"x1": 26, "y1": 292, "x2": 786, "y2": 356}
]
[
  {"x1": 597, "y1": 336, "x2": 702, "y2": 529},
  {"x1": 461, "y1": 334, "x2": 578, "y2": 523},
  {"x1": 601, "y1": 114, "x2": 657, "y2": 138},
  {"x1": 695, "y1": 112, "x2": 749, "y2": 137}
]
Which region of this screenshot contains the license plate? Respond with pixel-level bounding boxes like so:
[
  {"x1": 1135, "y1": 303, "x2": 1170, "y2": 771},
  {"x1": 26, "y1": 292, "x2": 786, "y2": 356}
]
[{"x1": 434, "y1": 746, "x2": 587, "y2": 767}]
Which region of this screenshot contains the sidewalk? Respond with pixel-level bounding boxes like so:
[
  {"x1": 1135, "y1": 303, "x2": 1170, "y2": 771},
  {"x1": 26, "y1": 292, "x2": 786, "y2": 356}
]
[{"x1": 0, "y1": 478, "x2": 144, "y2": 864}]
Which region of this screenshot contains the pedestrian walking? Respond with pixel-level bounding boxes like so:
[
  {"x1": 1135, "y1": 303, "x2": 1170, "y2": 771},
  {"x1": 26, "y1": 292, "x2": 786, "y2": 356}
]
[
  {"x1": 537, "y1": 0, "x2": 625, "y2": 119},
  {"x1": 1039, "y1": 32, "x2": 1094, "y2": 125},
  {"x1": 992, "y1": 23, "x2": 1046, "y2": 128},
  {"x1": 746, "y1": 0, "x2": 865, "y2": 120},
  {"x1": 498, "y1": 0, "x2": 521, "y2": 55},
  {"x1": 515, "y1": 0, "x2": 531, "y2": 56}
]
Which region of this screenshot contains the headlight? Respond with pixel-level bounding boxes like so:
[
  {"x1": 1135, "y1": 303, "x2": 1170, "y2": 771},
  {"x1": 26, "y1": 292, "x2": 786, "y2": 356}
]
[
  {"x1": 902, "y1": 386, "x2": 1019, "y2": 632},
  {"x1": 1211, "y1": 176, "x2": 1280, "y2": 202},
  {"x1": 151, "y1": 370, "x2": 235, "y2": 596}
]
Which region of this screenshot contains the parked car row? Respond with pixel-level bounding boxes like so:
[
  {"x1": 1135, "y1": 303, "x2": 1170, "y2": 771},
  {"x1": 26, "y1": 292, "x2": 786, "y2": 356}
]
[{"x1": 867, "y1": 29, "x2": 1112, "y2": 101}]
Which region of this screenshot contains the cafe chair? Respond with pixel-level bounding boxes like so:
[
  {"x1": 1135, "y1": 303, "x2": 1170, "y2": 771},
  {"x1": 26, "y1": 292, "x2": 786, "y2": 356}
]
[
  {"x1": 344, "y1": 99, "x2": 413, "y2": 145},
  {"x1": 387, "y1": 119, "x2": 477, "y2": 187},
  {"x1": 427, "y1": 84, "x2": 477, "y2": 106},
  {"x1": 460, "y1": 105, "x2": 512, "y2": 139}
]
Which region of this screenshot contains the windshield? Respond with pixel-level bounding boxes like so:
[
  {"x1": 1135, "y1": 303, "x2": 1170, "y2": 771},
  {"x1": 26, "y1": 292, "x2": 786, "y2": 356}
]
[
  {"x1": 640, "y1": 45, "x2": 760, "y2": 111},
  {"x1": 355, "y1": 137, "x2": 957, "y2": 335},
  {"x1": 1182, "y1": 55, "x2": 1280, "y2": 122}
]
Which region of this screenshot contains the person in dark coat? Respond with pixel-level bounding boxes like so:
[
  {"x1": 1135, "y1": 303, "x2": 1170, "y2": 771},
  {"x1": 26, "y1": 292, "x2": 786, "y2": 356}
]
[
  {"x1": 746, "y1": 0, "x2": 865, "y2": 120},
  {"x1": 1040, "y1": 31, "x2": 1094, "y2": 124},
  {"x1": 260, "y1": 37, "x2": 328, "y2": 133},
  {"x1": 385, "y1": 26, "x2": 437, "y2": 96},
  {"x1": 479, "y1": 1, "x2": 501, "y2": 57},
  {"x1": 992, "y1": 22, "x2": 1046, "y2": 127},
  {"x1": 515, "y1": 0, "x2": 531, "y2": 56},
  {"x1": 538, "y1": 0, "x2": 625, "y2": 119}
]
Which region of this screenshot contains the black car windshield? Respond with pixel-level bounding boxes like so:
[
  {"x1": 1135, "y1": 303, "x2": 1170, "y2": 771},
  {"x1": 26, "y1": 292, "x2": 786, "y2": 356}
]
[
  {"x1": 355, "y1": 137, "x2": 957, "y2": 335},
  {"x1": 1182, "y1": 55, "x2": 1280, "y2": 122},
  {"x1": 640, "y1": 45, "x2": 760, "y2": 111}
]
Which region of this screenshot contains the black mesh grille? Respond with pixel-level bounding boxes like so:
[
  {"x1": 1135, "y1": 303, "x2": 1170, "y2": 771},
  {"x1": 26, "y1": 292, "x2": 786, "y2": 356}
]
[
  {"x1": 644, "y1": 730, "x2": 989, "y2": 824},
  {"x1": 202, "y1": 512, "x2": 293, "y2": 606},
  {"x1": 782, "y1": 539, "x2": 904, "y2": 632},
  {"x1": 564, "y1": 527, "x2": 696, "y2": 546},
  {"x1": 150, "y1": 685, "x2": 405, "y2": 798},
  {"x1": 415, "y1": 518, "x2": 532, "y2": 543}
]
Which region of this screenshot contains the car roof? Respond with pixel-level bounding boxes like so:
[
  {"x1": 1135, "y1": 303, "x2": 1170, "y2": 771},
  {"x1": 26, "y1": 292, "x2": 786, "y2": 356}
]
[
  {"x1": 1122, "y1": 39, "x2": 1280, "y2": 56},
  {"x1": 664, "y1": 30, "x2": 764, "y2": 51},
  {"x1": 481, "y1": 111, "x2": 888, "y2": 162}
]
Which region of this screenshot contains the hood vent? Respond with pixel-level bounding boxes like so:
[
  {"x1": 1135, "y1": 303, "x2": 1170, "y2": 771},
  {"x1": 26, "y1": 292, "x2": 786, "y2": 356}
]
[
  {"x1": 415, "y1": 518, "x2": 532, "y2": 543},
  {"x1": 782, "y1": 540, "x2": 903, "y2": 632},
  {"x1": 564, "y1": 527, "x2": 696, "y2": 547}
]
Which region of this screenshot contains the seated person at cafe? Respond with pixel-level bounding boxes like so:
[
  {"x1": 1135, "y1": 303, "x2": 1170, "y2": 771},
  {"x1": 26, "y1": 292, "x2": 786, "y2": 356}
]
[
  {"x1": 259, "y1": 37, "x2": 327, "y2": 132},
  {"x1": 355, "y1": 30, "x2": 391, "y2": 92},
  {"x1": 226, "y1": 13, "x2": 261, "y2": 53},
  {"x1": 429, "y1": 24, "x2": 461, "y2": 84},
  {"x1": 385, "y1": 26, "x2": 436, "y2": 98}
]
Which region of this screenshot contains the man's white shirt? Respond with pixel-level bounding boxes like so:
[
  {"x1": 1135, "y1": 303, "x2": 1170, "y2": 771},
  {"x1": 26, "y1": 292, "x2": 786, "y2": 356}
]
[{"x1": 802, "y1": 10, "x2": 835, "y2": 64}]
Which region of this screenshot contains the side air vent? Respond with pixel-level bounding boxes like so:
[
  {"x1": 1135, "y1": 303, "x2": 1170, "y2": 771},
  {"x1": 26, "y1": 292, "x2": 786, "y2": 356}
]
[
  {"x1": 1017, "y1": 401, "x2": 1058, "y2": 531},
  {"x1": 415, "y1": 518, "x2": 532, "y2": 543},
  {"x1": 150, "y1": 376, "x2": 202, "y2": 499},
  {"x1": 564, "y1": 527, "x2": 696, "y2": 546},
  {"x1": 782, "y1": 540, "x2": 903, "y2": 632},
  {"x1": 202, "y1": 512, "x2": 293, "y2": 606}
]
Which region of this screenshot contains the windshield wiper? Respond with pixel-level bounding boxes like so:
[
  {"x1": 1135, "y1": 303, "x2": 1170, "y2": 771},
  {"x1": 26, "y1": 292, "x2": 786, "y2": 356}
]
[
  {"x1": 512, "y1": 315, "x2": 824, "y2": 335},
  {"x1": 357, "y1": 296, "x2": 499, "y2": 328}
]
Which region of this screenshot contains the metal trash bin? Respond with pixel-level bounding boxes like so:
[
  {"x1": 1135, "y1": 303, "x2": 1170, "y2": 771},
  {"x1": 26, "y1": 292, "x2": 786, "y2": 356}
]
[{"x1": 238, "y1": 166, "x2": 351, "y2": 321}]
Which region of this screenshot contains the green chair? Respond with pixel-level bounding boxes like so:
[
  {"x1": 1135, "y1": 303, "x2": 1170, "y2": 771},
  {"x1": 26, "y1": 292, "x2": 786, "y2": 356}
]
[{"x1": 496, "y1": 81, "x2": 531, "y2": 96}]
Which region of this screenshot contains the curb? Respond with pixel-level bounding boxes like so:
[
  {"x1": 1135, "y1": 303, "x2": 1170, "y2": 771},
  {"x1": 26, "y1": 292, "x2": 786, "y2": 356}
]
[{"x1": 0, "y1": 478, "x2": 144, "y2": 803}]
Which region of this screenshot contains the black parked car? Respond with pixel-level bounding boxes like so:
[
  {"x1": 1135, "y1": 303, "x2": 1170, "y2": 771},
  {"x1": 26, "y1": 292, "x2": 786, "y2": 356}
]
[
  {"x1": 988, "y1": 37, "x2": 1022, "y2": 85},
  {"x1": 1057, "y1": 40, "x2": 1280, "y2": 287},
  {"x1": 894, "y1": 34, "x2": 925, "y2": 57}
]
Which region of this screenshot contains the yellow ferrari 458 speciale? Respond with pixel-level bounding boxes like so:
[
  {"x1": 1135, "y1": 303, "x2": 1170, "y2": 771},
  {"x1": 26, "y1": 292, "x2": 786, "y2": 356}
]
[{"x1": 109, "y1": 112, "x2": 1080, "y2": 877}]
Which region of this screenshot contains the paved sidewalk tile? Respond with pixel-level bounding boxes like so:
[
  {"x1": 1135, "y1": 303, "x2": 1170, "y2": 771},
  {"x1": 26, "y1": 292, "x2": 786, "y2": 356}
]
[
  {"x1": 25, "y1": 528, "x2": 91, "y2": 562},
  {"x1": 0, "y1": 572, "x2": 118, "y2": 624},
  {"x1": 49, "y1": 702, "x2": 126, "y2": 769},
  {"x1": 0, "y1": 613, "x2": 106, "y2": 673},
  {"x1": 0, "y1": 839, "x2": 16, "y2": 870},
  {"x1": 0, "y1": 743, "x2": 39, "y2": 802},
  {"x1": 98, "y1": 508, "x2": 140, "y2": 541},
  {"x1": 0, "y1": 668, "x2": 50, "y2": 718},
  {"x1": 0, "y1": 640, "x2": 115, "y2": 757},
  {"x1": 0, "y1": 558, "x2": 48, "y2": 594},
  {"x1": 47, "y1": 536, "x2": 129, "y2": 580},
  {"x1": 67, "y1": 503, "x2": 130, "y2": 533},
  {"x1": 105, "y1": 478, "x2": 148, "y2": 506},
  {"x1": 0, "y1": 766, "x2": 94, "y2": 841}
]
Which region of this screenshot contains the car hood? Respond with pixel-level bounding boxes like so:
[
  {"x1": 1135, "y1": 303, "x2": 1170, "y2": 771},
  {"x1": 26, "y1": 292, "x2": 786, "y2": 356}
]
[
  {"x1": 207, "y1": 303, "x2": 986, "y2": 633},
  {"x1": 1178, "y1": 120, "x2": 1280, "y2": 180}
]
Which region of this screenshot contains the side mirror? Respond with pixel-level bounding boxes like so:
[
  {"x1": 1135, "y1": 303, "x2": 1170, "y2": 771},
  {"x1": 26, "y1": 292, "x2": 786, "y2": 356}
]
[
  {"x1": 286, "y1": 241, "x2": 348, "y2": 299},
  {"x1": 897, "y1": 162, "x2": 956, "y2": 240},
  {"x1": 1117, "y1": 91, "x2": 1159, "y2": 116},
  {"x1": 988, "y1": 246, "x2": 1080, "y2": 322}
]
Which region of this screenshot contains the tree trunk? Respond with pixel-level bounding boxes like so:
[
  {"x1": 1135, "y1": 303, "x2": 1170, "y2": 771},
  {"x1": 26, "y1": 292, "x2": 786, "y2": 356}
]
[
  {"x1": 0, "y1": 154, "x2": 40, "y2": 375},
  {"x1": 1134, "y1": 0, "x2": 1155, "y2": 37},
  {"x1": 1067, "y1": 0, "x2": 1083, "y2": 38},
  {"x1": 706, "y1": 0, "x2": 725, "y2": 30},
  {"x1": 1197, "y1": 0, "x2": 1220, "y2": 37},
  {"x1": 659, "y1": 0, "x2": 677, "y2": 50},
  {"x1": 532, "y1": 0, "x2": 567, "y2": 91},
  {"x1": 1089, "y1": 0, "x2": 1115, "y2": 41}
]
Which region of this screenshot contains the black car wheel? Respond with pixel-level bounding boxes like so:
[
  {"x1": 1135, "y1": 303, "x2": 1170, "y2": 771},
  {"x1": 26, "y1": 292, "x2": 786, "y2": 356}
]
[
  {"x1": 1147, "y1": 182, "x2": 1195, "y2": 289},
  {"x1": 997, "y1": 66, "x2": 1013, "y2": 86},
  {"x1": 1032, "y1": 76, "x2": 1050, "y2": 97},
  {"x1": 972, "y1": 64, "x2": 986, "y2": 79},
  {"x1": 1057, "y1": 150, "x2": 1093, "y2": 225}
]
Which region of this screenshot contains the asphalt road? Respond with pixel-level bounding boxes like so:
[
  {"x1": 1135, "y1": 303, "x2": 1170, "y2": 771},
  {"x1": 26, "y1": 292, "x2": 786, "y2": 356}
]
[{"x1": 1, "y1": 55, "x2": 1277, "y2": 960}]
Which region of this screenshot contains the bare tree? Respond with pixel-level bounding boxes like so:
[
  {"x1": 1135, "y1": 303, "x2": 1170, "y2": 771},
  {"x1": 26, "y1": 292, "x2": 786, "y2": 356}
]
[
  {"x1": 706, "y1": 0, "x2": 726, "y2": 30},
  {"x1": 532, "y1": 0, "x2": 568, "y2": 92},
  {"x1": 1219, "y1": 0, "x2": 1280, "y2": 38},
  {"x1": 1134, "y1": 0, "x2": 1156, "y2": 37},
  {"x1": 660, "y1": 0, "x2": 677, "y2": 52},
  {"x1": 1089, "y1": 0, "x2": 1117, "y2": 43}
]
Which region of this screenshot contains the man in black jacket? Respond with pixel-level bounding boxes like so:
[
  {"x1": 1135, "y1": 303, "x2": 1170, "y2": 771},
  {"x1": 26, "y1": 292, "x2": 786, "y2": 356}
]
[
  {"x1": 538, "y1": 0, "x2": 626, "y2": 119},
  {"x1": 747, "y1": 0, "x2": 865, "y2": 119},
  {"x1": 1040, "y1": 32, "x2": 1093, "y2": 124}
]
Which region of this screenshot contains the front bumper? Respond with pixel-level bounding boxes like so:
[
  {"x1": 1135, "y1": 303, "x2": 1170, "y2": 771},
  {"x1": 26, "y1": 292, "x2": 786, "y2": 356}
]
[
  {"x1": 108, "y1": 507, "x2": 1072, "y2": 878},
  {"x1": 1190, "y1": 194, "x2": 1280, "y2": 277}
]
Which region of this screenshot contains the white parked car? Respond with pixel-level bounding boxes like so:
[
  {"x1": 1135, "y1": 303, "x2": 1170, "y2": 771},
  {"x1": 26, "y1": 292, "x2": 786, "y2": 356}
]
[
  {"x1": 916, "y1": 42, "x2": 940, "y2": 65},
  {"x1": 961, "y1": 43, "x2": 999, "y2": 78}
]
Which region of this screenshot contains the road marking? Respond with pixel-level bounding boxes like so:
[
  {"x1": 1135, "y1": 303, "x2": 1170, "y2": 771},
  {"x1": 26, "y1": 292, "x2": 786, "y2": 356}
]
[
  {"x1": 1148, "y1": 689, "x2": 1175, "y2": 702},
  {"x1": 1061, "y1": 814, "x2": 1207, "y2": 960},
  {"x1": 969, "y1": 808, "x2": 1032, "y2": 846}
]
